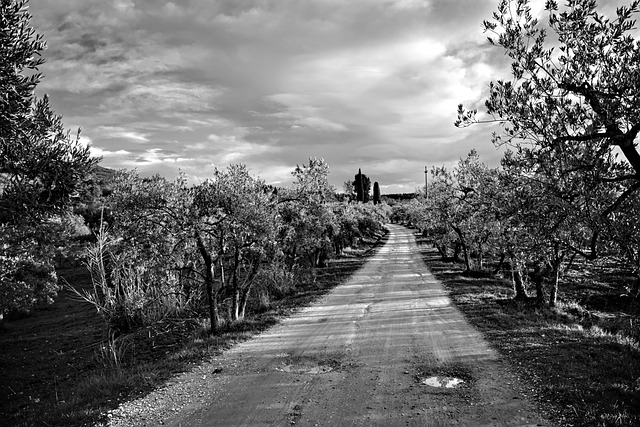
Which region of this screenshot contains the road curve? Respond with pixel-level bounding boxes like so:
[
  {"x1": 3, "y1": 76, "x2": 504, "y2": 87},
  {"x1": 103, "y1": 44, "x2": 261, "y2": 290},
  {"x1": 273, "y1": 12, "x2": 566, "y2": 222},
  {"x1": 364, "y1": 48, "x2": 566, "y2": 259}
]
[{"x1": 108, "y1": 224, "x2": 549, "y2": 427}]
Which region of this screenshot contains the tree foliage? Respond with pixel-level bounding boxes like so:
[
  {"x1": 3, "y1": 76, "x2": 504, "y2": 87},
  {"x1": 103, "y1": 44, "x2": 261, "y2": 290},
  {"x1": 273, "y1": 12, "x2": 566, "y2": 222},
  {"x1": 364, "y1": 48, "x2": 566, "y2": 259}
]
[
  {"x1": 450, "y1": 0, "x2": 640, "y2": 300},
  {"x1": 0, "y1": 0, "x2": 97, "y2": 318},
  {"x1": 78, "y1": 172, "x2": 196, "y2": 333},
  {"x1": 1, "y1": 1, "x2": 96, "y2": 222},
  {"x1": 1, "y1": 0, "x2": 44, "y2": 141},
  {"x1": 353, "y1": 168, "x2": 371, "y2": 203},
  {"x1": 193, "y1": 164, "x2": 278, "y2": 328},
  {"x1": 80, "y1": 159, "x2": 390, "y2": 335},
  {"x1": 457, "y1": 0, "x2": 640, "y2": 256},
  {"x1": 373, "y1": 182, "x2": 381, "y2": 205},
  {"x1": 404, "y1": 147, "x2": 639, "y2": 306},
  {"x1": 279, "y1": 158, "x2": 337, "y2": 270}
]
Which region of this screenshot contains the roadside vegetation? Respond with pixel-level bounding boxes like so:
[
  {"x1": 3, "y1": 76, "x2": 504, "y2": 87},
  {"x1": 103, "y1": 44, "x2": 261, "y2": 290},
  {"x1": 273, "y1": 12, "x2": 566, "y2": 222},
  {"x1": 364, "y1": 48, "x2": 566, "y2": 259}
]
[
  {"x1": 1, "y1": 153, "x2": 390, "y2": 426},
  {"x1": 417, "y1": 238, "x2": 640, "y2": 426}
]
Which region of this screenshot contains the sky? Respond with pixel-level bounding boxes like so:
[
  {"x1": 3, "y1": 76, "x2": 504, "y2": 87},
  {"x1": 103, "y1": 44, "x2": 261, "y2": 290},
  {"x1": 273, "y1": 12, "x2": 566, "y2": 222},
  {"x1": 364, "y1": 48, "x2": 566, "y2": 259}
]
[{"x1": 26, "y1": 0, "x2": 602, "y2": 193}]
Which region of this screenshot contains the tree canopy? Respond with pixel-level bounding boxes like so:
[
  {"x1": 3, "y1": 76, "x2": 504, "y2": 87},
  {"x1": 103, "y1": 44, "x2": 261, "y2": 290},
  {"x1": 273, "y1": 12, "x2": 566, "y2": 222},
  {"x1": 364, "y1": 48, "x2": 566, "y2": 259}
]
[
  {"x1": 79, "y1": 159, "x2": 390, "y2": 334},
  {"x1": 373, "y1": 182, "x2": 381, "y2": 205},
  {"x1": 456, "y1": 0, "x2": 640, "y2": 259},
  {"x1": 353, "y1": 169, "x2": 371, "y2": 203},
  {"x1": 1, "y1": 1, "x2": 97, "y2": 222},
  {"x1": 1, "y1": 0, "x2": 98, "y2": 317}
]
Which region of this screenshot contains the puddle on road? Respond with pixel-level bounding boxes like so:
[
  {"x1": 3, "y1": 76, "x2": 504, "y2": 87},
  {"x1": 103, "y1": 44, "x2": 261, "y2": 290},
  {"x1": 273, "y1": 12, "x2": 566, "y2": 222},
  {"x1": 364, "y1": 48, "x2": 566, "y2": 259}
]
[
  {"x1": 276, "y1": 364, "x2": 334, "y2": 374},
  {"x1": 421, "y1": 376, "x2": 465, "y2": 388},
  {"x1": 415, "y1": 362, "x2": 473, "y2": 390},
  {"x1": 274, "y1": 356, "x2": 342, "y2": 375}
]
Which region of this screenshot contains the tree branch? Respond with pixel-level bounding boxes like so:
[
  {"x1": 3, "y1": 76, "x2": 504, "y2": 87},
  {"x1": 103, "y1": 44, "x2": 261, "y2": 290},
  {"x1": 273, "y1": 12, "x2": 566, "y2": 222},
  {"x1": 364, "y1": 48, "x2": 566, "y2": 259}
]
[
  {"x1": 601, "y1": 174, "x2": 639, "y2": 183},
  {"x1": 552, "y1": 131, "x2": 613, "y2": 144},
  {"x1": 627, "y1": 121, "x2": 640, "y2": 141},
  {"x1": 603, "y1": 181, "x2": 640, "y2": 217},
  {"x1": 568, "y1": 229, "x2": 599, "y2": 261}
]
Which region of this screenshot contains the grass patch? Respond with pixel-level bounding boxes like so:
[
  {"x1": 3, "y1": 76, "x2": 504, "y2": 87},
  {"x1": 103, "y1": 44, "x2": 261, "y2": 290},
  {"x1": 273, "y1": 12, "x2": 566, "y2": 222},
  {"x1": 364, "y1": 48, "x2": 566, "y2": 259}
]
[
  {"x1": 0, "y1": 235, "x2": 385, "y2": 427},
  {"x1": 416, "y1": 235, "x2": 640, "y2": 427}
]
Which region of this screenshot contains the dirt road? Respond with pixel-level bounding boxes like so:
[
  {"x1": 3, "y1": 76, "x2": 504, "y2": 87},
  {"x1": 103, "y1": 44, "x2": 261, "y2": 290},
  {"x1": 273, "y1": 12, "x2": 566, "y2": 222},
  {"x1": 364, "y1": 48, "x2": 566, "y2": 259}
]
[{"x1": 107, "y1": 224, "x2": 549, "y2": 426}]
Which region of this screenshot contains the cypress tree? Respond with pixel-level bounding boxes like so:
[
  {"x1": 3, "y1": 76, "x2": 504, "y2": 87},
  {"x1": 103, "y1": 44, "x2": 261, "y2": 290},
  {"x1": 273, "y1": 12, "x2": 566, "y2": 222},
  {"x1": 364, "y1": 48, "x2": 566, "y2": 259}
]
[
  {"x1": 373, "y1": 182, "x2": 380, "y2": 205},
  {"x1": 354, "y1": 169, "x2": 371, "y2": 203}
]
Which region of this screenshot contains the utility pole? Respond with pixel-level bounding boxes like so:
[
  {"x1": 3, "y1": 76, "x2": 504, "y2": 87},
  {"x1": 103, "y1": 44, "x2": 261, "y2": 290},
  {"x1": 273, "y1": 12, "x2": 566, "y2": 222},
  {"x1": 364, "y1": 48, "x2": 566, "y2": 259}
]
[
  {"x1": 424, "y1": 166, "x2": 429, "y2": 200},
  {"x1": 358, "y1": 168, "x2": 363, "y2": 202}
]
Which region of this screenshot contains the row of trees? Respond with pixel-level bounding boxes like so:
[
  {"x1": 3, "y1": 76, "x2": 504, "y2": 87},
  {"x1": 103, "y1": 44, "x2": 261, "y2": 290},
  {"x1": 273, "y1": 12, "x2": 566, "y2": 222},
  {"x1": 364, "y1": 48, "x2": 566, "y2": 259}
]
[
  {"x1": 0, "y1": 0, "x2": 390, "y2": 330},
  {"x1": 401, "y1": 148, "x2": 639, "y2": 306},
  {"x1": 77, "y1": 159, "x2": 390, "y2": 334},
  {"x1": 403, "y1": 0, "x2": 640, "y2": 306}
]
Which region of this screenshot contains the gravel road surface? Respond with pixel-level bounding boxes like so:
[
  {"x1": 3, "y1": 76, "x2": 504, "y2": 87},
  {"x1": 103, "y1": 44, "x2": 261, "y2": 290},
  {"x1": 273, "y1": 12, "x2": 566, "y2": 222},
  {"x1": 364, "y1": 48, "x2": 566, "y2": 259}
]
[{"x1": 107, "y1": 224, "x2": 550, "y2": 427}]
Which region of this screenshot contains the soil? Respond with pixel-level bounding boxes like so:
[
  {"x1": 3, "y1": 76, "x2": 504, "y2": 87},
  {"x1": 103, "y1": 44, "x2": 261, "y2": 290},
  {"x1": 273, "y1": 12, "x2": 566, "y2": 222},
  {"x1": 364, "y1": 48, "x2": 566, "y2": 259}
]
[
  {"x1": 0, "y1": 267, "x2": 105, "y2": 421},
  {"x1": 104, "y1": 224, "x2": 551, "y2": 426}
]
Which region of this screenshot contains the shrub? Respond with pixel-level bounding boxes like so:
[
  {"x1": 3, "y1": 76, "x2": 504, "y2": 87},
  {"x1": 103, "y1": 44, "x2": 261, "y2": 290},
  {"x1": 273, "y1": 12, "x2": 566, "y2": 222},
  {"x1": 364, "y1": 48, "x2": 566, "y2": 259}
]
[
  {"x1": 0, "y1": 256, "x2": 58, "y2": 319},
  {"x1": 70, "y1": 223, "x2": 201, "y2": 334}
]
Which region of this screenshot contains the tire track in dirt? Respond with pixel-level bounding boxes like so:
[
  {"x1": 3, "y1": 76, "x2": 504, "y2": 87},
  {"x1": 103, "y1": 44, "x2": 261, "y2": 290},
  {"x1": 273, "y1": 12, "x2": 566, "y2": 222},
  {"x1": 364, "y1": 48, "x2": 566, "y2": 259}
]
[{"x1": 107, "y1": 224, "x2": 550, "y2": 426}]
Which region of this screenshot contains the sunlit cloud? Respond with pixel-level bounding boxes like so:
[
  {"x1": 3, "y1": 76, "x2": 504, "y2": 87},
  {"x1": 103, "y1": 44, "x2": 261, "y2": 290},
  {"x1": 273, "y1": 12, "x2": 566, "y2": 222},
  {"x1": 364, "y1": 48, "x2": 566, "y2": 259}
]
[
  {"x1": 96, "y1": 127, "x2": 150, "y2": 142},
  {"x1": 30, "y1": 0, "x2": 597, "y2": 193},
  {"x1": 89, "y1": 146, "x2": 132, "y2": 159}
]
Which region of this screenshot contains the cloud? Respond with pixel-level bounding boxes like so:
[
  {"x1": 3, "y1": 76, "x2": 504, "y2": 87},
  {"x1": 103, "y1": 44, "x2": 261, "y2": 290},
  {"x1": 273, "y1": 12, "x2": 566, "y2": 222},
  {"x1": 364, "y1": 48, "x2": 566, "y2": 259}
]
[
  {"x1": 206, "y1": 132, "x2": 271, "y2": 165},
  {"x1": 96, "y1": 127, "x2": 150, "y2": 142},
  {"x1": 293, "y1": 117, "x2": 348, "y2": 132},
  {"x1": 29, "y1": 0, "x2": 541, "y2": 193}
]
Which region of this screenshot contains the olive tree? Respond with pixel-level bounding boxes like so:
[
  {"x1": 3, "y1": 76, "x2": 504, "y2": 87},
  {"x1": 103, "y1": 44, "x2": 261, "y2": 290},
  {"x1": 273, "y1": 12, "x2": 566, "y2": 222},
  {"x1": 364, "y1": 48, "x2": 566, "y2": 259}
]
[
  {"x1": 415, "y1": 167, "x2": 462, "y2": 261},
  {"x1": 278, "y1": 158, "x2": 337, "y2": 271},
  {"x1": 192, "y1": 164, "x2": 278, "y2": 327},
  {"x1": 457, "y1": 0, "x2": 640, "y2": 260},
  {"x1": 1, "y1": 0, "x2": 97, "y2": 318},
  {"x1": 86, "y1": 166, "x2": 278, "y2": 334}
]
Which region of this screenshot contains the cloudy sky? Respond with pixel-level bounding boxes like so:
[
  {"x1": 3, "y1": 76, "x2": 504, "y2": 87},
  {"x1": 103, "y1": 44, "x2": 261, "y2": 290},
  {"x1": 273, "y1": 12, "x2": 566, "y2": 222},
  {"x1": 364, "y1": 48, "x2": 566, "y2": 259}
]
[{"x1": 28, "y1": 0, "x2": 562, "y2": 192}]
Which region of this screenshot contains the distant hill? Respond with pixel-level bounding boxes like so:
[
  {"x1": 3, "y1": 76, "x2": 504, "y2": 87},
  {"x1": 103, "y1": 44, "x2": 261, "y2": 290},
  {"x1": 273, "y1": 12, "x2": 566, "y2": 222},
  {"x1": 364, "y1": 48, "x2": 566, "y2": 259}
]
[
  {"x1": 92, "y1": 165, "x2": 117, "y2": 185},
  {"x1": 82, "y1": 165, "x2": 117, "y2": 199}
]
